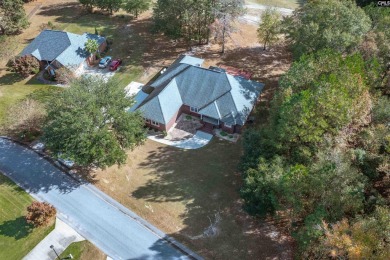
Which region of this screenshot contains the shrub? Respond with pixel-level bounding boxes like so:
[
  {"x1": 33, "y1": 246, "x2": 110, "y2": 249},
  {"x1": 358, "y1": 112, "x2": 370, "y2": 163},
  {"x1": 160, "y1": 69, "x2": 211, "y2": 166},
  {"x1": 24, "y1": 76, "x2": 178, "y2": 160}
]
[
  {"x1": 26, "y1": 201, "x2": 56, "y2": 227},
  {"x1": 40, "y1": 21, "x2": 56, "y2": 31},
  {"x1": 55, "y1": 67, "x2": 75, "y2": 85},
  {"x1": 7, "y1": 55, "x2": 40, "y2": 77},
  {"x1": 220, "y1": 131, "x2": 227, "y2": 136},
  {"x1": 5, "y1": 98, "x2": 46, "y2": 141},
  {"x1": 185, "y1": 115, "x2": 192, "y2": 120}
]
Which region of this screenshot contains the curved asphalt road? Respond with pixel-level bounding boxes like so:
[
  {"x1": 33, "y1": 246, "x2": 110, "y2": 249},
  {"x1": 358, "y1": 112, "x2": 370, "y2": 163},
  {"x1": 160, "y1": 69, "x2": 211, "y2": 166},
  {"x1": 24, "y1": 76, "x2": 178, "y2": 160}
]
[{"x1": 0, "y1": 138, "x2": 199, "y2": 260}]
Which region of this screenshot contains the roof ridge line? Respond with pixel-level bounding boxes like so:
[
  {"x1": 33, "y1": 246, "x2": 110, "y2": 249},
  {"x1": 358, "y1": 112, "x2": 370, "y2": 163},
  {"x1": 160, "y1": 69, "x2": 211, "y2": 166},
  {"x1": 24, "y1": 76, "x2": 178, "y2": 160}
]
[
  {"x1": 50, "y1": 34, "x2": 72, "y2": 65},
  {"x1": 198, "y1": 72, "x2": 231, "y2": 111},
  {"x1": 225, "y1": 73, "x2": 239, "y2": 113}
]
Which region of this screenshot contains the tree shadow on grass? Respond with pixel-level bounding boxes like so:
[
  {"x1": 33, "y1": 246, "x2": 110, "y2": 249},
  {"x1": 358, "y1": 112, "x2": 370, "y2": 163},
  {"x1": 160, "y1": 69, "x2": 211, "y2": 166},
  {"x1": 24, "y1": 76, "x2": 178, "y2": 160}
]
[
  {"x1": 37, "y1": 2, "x2": 83, "y2": 24},
  {"x1": 0, "y1": 73, "x2": 23, "y2": 86},
  {"x1": 0, "y1": 216, "x2": 33, "y2": 240},
  {"x1": 131, "y1": 139, "x2": 293, "y2": 259}
]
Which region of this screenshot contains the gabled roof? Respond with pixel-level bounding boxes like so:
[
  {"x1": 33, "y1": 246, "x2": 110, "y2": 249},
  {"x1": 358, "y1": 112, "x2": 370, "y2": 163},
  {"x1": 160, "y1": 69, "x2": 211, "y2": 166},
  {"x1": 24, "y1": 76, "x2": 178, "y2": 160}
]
[
  {"x1": 138, "y1": 79, "x2": 183, "y2": 124},
  {"x1": 21, "y1": 30, "x2": 105, "y2": 68},
  {"x1": 137, "y1": 55, "x2": 264, "y2": 126}
]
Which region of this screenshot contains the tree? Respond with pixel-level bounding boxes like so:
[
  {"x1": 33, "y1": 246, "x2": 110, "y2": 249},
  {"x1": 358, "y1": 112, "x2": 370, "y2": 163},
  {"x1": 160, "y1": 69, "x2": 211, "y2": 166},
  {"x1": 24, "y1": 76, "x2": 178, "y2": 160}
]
[
  {"x1": 152, "y1": 0, "x2": 216, "y2": 45},
  {"x1": 26, "y1": 202, "x2": 56, "y2": 227},
  {"x1": 152, "y1": 0, "x2": 185, "y2": 38},
  {"x1": 320, "y1": 207, "x2": 390, "y2": 259},
  {"x1": 7, "y1": 55, "x2": 40, "y2": 78},
  {"x1": 283, "y1": 0, "x2": 371, "y2": 58},
  {"x1": 79, "y1": 0, "x2": 96, "y2": 12},
  {"x1": 257, "y1": 7, "x2": 281, "y2": 50},
  {"x1": 211, "y1": 0, "x2": 245, "y2": 53},
  {"x1": 95, "y1": 0, "x2": 123, "y2": 14},
  {"x1": 55, "y1": 67, "x2": 75, "y2": 85},
  {"x1": 84, "y1": 38, "x2": 99, "y2": 64},
  {"x1": 122, "y1": 0, "x2": 151, "y2": 18},
  {"x1": 43, "y1": 77, "x2": 146, "y2": 168},
  {"x1": 84, "y1": 38, "x2": 99, "y2": 55},
  {"x1": 0, "y1": 0, "x2": 29, "y2": 35},
  {"x1": 270, "y1": 51, "x2": 371, "y2": 162}
]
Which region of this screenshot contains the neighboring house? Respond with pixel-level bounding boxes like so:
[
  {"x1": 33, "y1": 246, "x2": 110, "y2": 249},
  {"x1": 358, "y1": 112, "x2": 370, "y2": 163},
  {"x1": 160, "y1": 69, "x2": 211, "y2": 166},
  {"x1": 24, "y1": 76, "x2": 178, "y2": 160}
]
[
  {"x1": 136, "y1": 55, "x2": 264, "y2": 134},
  {"x1": 20, "y1": 29, "x2": 106, "y2": 75}
]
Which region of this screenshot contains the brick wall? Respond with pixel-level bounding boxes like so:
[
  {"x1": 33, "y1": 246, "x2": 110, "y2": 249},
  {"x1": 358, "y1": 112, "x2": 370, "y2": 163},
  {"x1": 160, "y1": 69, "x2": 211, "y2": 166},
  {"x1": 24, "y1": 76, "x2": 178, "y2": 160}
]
[
  {"x1": 145, "y1": 121, "x2": 166, "y2": 132},
  {"x1": 181, "y1": 105, "x2": 201, "y2": 118},
  {"x1": 221, "y1": 124, "x2": 234, "y2": 134},
  {"x1": 98, "y1": 41, "x2": 107, "y2": 53}
]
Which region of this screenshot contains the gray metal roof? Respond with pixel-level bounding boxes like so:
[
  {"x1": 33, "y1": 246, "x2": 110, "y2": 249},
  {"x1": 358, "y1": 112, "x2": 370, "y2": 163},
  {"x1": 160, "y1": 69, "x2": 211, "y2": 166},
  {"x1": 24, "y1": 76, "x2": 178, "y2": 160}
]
[
  {"x1": 21, "y1": 30, "x2": 105, "y2": 68},
  {"x1": 137, "y1": 55, "x2": 264, "y2": 126},
  {"x1": 175, "y1": 66, "x2": 231, "y2": 108},
  {"x1": 56, "y1": 33, "x2": 105, "y2": 67},
  {"x1": 138, "y1": 79, "x2": 182, "y2": 124}
]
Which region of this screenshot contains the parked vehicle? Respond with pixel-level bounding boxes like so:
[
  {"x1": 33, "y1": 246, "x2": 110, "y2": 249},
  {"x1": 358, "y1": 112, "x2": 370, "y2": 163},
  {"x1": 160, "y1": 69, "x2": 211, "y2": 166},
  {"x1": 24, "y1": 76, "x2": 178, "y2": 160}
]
[
  {"x1": 57, "y1": 153, "x2": 75, "y2": 168},
  {"x1": 109, "y1": 59, "x2": 122, "y2": 71},
  {"x1": 99, "y1": 56, "x2": 112, "y2": 68}
]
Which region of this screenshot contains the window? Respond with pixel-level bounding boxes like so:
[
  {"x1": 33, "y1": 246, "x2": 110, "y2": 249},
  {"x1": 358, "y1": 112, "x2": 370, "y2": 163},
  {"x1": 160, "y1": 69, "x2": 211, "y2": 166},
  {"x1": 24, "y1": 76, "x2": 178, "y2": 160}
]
[
  {"x1": 190, "y1": 107, "x2": 199, "y2": 113},
  {"x1": 224, "y1": 123, "x2": 232, "y2": 128},
  {"x1": 151, "y1": 120, "x2": 159, "y2": 126},
  {"x1": 144, "y1": 118, "x2": 151, "y2": 123}
]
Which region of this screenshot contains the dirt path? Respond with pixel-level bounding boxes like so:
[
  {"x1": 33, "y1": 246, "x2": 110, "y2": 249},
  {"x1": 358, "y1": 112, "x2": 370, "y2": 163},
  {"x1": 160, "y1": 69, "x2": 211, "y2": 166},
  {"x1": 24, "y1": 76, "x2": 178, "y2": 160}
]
[{"x1": 27, "y1": 2, "x2": 43, "y2": 19}]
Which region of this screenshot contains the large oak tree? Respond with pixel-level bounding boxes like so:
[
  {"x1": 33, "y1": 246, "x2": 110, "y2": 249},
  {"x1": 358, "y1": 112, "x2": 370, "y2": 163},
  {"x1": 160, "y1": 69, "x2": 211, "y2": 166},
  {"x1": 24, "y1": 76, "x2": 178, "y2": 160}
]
[{"x1": 43, "y1": 77, "x2": 146, "y2": 168}]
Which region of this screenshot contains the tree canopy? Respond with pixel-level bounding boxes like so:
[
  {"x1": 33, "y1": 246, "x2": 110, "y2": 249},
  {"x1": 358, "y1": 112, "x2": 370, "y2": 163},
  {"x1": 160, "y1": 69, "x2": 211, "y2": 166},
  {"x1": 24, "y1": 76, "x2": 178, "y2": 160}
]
[
  {"x1": 257, "y1": 7, "x2": 281, "y2": 50},
  {"x1": 0, "y1": 0, "x2": 29, "y2": 35},
  {"x1": 152, "y1": 0, "x2": 244, "y2": 48},
  {"x1": 239, "y1": 2, "x2": 389, "y2": 257},
  {"x1": 84, "y1": 38, "x2": 99, "y2": 55},
  {"x1": 43, "y1": 77, "x2": 146, "y2": 168},
  {"x1": 122, "y1": 0, "x2": 151, "y2": 18},
  {"x1": 283, "y1": 0, "x2": 371, "y2": 58}
]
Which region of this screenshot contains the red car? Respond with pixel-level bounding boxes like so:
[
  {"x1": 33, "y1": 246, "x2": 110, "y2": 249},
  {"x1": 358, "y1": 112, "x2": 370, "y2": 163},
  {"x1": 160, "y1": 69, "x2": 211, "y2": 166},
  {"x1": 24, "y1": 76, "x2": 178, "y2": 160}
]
[{"x1": 109, "y1": 59, "x2": 122, "y2": 71}]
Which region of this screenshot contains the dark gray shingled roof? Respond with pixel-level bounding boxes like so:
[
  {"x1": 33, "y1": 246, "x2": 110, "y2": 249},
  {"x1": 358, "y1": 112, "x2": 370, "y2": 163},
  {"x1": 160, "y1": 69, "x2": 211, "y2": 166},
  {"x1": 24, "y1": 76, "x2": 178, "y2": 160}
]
[
  {"x1": 21, "y1": 30, "x2": 71, "y2": 61},
  {"x1": 21, "y1": 30, "x2": 105, "y2": 67},
  {"x1": 137, "y1": 55, "x2": 264, "y2": 126}
]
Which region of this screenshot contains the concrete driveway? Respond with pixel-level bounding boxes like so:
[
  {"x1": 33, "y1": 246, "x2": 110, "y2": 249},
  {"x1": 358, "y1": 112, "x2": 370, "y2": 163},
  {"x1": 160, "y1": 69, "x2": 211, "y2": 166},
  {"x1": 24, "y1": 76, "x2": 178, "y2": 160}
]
[
  {"x1": 0, "y1": 138, "x2": 201, "y2": 260},
  {"x1": 75, "y1": 61, "x2": 116, "y2": 82},
  {"x1": 148, "y1": 131, "x2": 213, "y2": 149}
]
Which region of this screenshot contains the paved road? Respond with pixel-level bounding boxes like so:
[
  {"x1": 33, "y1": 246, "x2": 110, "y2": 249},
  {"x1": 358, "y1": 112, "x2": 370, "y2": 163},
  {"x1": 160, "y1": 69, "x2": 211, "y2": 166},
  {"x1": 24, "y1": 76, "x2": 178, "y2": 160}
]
[
  {"x1": 240, "y1": 3, "x2": 293, "y2": 25},
  {"x1": 0, "y1": 138, "x2": 199, "y2": 260}
]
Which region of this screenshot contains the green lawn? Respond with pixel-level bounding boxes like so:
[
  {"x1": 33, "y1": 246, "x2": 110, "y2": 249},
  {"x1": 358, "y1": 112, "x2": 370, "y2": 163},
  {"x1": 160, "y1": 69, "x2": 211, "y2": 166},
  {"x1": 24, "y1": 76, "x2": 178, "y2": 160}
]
[
  {"x1": 0, "y1": 76, "x2": 56, "y2": 127},
  {"x1": 0, "y1": 174, "x2": 54, "y2": 260},
  {"x1": 60, "y1": 241, "x2": 106, "y2": 260},
  {"x1": 250, "y1": 0, "x2": 304, "y2": 9}
]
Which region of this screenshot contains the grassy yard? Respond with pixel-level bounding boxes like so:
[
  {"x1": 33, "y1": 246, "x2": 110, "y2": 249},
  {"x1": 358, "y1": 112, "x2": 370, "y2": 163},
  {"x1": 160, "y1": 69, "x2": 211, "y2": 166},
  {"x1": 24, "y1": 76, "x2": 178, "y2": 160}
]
[
  {"x1": 250, "y1": 0, "x2": 304, "y2": 9},
  {"x1": 92, "y1": 139, "x2": 292, "y2": 259},
  {"x1": 59, "y1": 241, "x2": 106, "y2": 260},
  {"x1": 0, "y1": 174, "x2": 54, "y2": 260},
  {"x1": 0, "y1": 76, "x2": 55, "y2": 127}
]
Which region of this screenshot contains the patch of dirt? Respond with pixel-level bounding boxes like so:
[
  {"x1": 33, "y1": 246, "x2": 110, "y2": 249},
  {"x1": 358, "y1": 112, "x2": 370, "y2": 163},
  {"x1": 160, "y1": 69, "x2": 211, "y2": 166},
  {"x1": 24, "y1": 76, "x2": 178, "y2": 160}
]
[{"x1": 189, "y1": 212, "x2": 222, "y2": 240}]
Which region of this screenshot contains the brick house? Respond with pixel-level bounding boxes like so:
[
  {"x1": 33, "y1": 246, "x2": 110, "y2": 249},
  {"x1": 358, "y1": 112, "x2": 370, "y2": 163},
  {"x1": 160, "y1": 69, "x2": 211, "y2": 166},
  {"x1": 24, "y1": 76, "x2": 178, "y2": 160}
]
[
  {"x1": 136, "y1": 55, "x2": 264, "y2": 134},
  {"x1": 20, "y1": 29, "x2": 106, "y2": 74}
]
